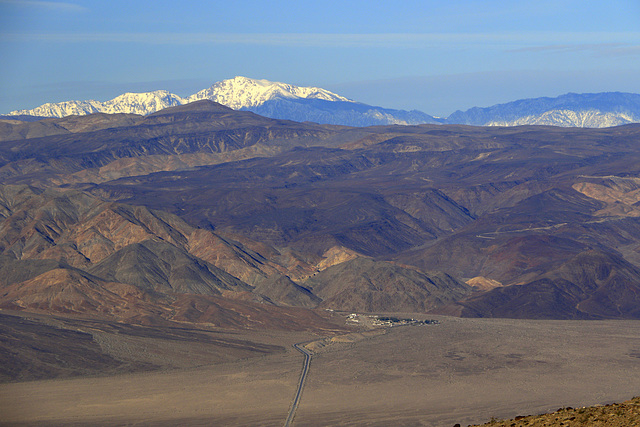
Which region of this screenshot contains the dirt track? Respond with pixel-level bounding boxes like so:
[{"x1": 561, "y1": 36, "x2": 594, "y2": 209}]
[{"x1": 2, "y1": 317, "x2": 640, "y2": 426}]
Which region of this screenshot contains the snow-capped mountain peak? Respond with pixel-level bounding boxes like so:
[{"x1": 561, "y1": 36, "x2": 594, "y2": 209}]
[
  {"x1": 100, "y1": 90, "x2": 186, "y2": 115},
  {"x1": 6, "y1": 76, "x2": 353, "y2": 118},
  {"x1": 6, "y1": 78, "x2": 640, "y2": 128},
  {"x1": 8, "y1": 90, "x2": 186, "y2": 118},
  {"x1": 187, "y1": 76, "x2": 352, "y2": 110},
  {"x1": 9, "y1": 100, "x2": 103, "y2": 118}
]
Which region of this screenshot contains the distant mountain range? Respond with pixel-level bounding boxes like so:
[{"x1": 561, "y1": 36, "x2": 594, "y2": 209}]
[
  {"x1": 6, "y1": 76, "x2": 639, "y2": 128},
  {"x1": 447, "y1": 92, "x2": 640, "y2": 127},
  {"x1": 5, "y1": 76, "x2": 439, "y2": 127}
]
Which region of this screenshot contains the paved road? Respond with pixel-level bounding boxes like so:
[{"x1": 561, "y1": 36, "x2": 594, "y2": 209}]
[{"x1": 283, "y1": 342, "x2": 313, "y2": 427}]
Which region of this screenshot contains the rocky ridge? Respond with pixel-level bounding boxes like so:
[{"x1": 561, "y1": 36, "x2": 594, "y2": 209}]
[{"x1": 471, "y1": 396, "x2": 640, "y2": 427}]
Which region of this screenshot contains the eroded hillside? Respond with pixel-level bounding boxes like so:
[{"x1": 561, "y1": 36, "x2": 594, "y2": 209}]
[{"x1": 2, "y1": 103, "x2": 640, "y2": 321}]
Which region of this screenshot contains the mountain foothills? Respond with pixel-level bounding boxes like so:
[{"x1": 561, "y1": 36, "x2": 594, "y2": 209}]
[
  {"x1": 5, "y1": 76, "x2": 640, "y2": 128},
  {"x1": 2, "y1": 99, "x2": 640, "y2": 326}
]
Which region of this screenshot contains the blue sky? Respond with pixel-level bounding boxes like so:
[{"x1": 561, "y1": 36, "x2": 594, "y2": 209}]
[{"x1": 1, "y1": 0, "x2": 639, "y2": 116}]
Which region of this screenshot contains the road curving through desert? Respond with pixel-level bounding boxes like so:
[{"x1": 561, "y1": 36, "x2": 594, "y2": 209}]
[{"x1": 284, "y1": 342, "x2": 313, "y2": 427}]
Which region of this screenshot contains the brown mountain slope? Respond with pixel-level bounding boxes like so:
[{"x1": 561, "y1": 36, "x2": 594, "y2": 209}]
[
  {"x1": 0, "y1": 187, "x2": 194, "y2": 266},
  {"x1": 303, "y1": 257, "x2": 471, "y2": 312},
  {"x1": 88, "y1": 239, "x2": 251, "y2": 296},
  {"x1": 187, "y1": 228, "x2": 282, "y2": 284},
  {"x1": 0, "y1": 113, "x2": 141, "y2": 142},
  {"x1": 0, "y1": 268, "x2": 165, "y2": 322},
  {"x1": 0, "y1": 267, "x2": 344, "y2": 332},
  {"x1": 0, "y1": 255, "x2": 70, "y2": 287},
  {"x1": 89, "y1": 123, "x2": 640, "y2": 272},
  {"x1": 447, "y1": 250, "x2": 640, "y2": 319},
  {"x1": 97, "y1": 146, "x2": 476, "y2": 256},
  {"x1": 0, "y1": 185, "x2": 333, "y2": 309},
  {"x1": 0, "y1": 185, "x2": 278, "y2": 278},
  {"x1": 0, "y1": 184, "x2": 465, "y2": 320},
  {"x1": 395, "y1": 186, "x2": 616, "y2": 285},
  {"x1": 0, "y1": 185, "x2": 378, "y2": 300},
  {"x1": 169, "y1": 294, "x2": 341, "y2": 331},
  {"x1": 252, "y1": 274, "x2": 320, "y2": 308},
  {"x1": 0, "y1": 101, "x2": 340, "y2": 185}
]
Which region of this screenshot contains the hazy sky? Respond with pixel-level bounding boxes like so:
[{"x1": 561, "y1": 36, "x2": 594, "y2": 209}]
[{"x1": 1, "y1": 0, "x2": 639, "y2": 116}]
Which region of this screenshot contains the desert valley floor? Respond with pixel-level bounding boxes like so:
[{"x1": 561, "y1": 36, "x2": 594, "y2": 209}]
[{"x1": 1, "y1": 313, "x2": 639, "y2": 427}]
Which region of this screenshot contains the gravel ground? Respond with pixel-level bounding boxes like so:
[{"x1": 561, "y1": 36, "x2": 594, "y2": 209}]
[{"x1": 470, "y1": 396, "x2": 640, "y2": 426}]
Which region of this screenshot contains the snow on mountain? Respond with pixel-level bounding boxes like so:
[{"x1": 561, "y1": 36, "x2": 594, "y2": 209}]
[
  {"x1": 446, "y1": 92, "x2": 640, "y2": 128},
  {"x1": 486, "y1": 109, "x2": 637, "y2": 128},
  {"x1": 99, "y1": 91, "x2": 186, "y2": 115},
  {"x1": 248, "y1": 97, "x2": 440, "y2": 126},
  {"x1": 5, "y1": 76, "x2": 437, "y2": 126},
  {"x1": 187, "y1": 76, "x2": 351, "y2": 109},
  {"x1": 8, "y1": 91, "x2": 186, "y2": 118},
  {"x1": 9, "y1": 100, "x2": 103, "y2": 118},
  {"x1": 7, "y1": 77, "x2": 351, "y2": 118},
  {"x1": 6, "y1": 80, "x2": 640, "y2": 128}
]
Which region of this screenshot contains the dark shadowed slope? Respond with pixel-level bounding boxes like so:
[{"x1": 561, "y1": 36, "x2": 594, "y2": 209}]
[
  {"x1": 446, "y1": 250, "x2": 640, "y2": 319},
  {"x1": 304, "y1": 257, "x2": 471, "y2": 312},
  {"x1": 88, "y1": 239, "x2": 251, "y2": 296}
]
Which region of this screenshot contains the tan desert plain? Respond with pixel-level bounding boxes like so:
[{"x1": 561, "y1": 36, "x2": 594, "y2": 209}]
[{"x1": 1, "y1": 311, "x2": 640, "y2": 427}]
